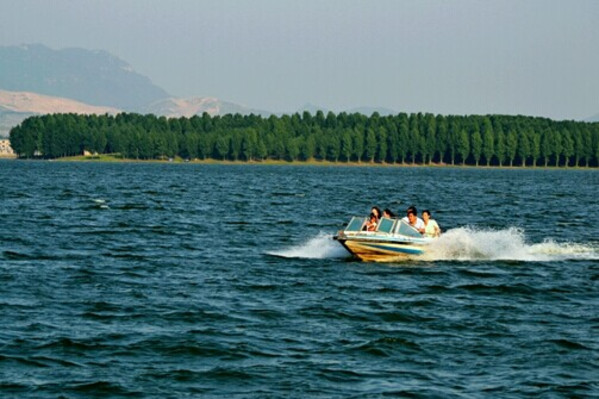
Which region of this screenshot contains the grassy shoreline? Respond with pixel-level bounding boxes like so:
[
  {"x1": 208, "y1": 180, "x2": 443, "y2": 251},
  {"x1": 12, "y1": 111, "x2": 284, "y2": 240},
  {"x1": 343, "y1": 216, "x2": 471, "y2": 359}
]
[{"x1": 28, "y1": 154, "x2": 592, "y2": 169}]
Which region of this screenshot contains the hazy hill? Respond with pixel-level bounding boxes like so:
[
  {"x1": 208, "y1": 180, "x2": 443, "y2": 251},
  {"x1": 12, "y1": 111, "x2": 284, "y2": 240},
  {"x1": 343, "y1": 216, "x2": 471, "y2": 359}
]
[
  {"x1": 0, "y1": 90, "x2": 119, "y2": 136},
  {"x1": 144, "y1": 97, "x2": 271, "y2": 118},
  {"x1": 0, "y1": 90, "x2": 273, "y2": 137},
  {"x1": 0, "y1": 90, "x2": 119, "y2": 115},
  {"x1": 297, "y1": 103, "x2": 327, "y2": 115},
  {"x1": 0, "y1": 110, "x2": 34, "y2": 138},
  {"x1": 346, "y1": 106, "x2": 397, "y2": 116},
  {"x1": 0, "y1": 44, "x2": 402, "y2": 137},
  {"x1": 586, "y1": 113, "x2": 599, "y2": 122},
  {"x1": 297, "y1": 103, "x2": 397, "y2": 116},
  {"x1": 0, "y1": 44, "x2": 169, "y2": 110}
]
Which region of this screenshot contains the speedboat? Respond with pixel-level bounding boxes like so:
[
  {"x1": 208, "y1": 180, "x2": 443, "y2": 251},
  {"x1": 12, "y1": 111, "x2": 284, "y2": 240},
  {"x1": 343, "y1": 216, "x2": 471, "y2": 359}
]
[{"x1": 333, "y1": 217, "x2": 434, "y2": 262}]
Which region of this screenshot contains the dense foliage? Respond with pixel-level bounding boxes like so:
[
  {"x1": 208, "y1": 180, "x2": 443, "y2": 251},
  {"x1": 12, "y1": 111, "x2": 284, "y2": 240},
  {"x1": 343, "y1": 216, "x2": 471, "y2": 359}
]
[{"x1": 9, "y1": 111, "x2": 599, "y2": 167}]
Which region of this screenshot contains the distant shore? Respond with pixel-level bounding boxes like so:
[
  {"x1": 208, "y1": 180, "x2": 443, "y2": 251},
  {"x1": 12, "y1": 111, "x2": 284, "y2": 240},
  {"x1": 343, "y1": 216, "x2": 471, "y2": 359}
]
[{"x1": 16, "y1": 154, "x2": 589, "y2": 169}]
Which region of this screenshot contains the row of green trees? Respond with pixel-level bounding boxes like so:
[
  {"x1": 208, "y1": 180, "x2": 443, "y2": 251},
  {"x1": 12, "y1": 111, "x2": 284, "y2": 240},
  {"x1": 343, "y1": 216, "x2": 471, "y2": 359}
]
[{"x1": 9, "y1": 111, "x2": 599, "y2": 167}]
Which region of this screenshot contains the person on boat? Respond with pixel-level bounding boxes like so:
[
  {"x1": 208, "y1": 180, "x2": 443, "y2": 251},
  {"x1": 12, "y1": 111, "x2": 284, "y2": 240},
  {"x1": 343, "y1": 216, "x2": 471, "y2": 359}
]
[
  {"x1": 371, "y1": 206, "x2": 382, "y2": 220},
  {"x1": 422, "y1": 209, "x2": 441, "y2": 237},
  {"x1": 382, "y1": 208, "x2": 396, "y2": 219},
  {"x1": 362, "y1": 212, "x2": 379, "y2": 231},
  {"x1": 361, "y1": 206, "x2": 381, "y2": 229},
  {"x1": 400, "y1": 206, "x2": 417, "y2": 223},
  {"x1": 402, "y1": 206, "x2": 425, "y2": 234}
]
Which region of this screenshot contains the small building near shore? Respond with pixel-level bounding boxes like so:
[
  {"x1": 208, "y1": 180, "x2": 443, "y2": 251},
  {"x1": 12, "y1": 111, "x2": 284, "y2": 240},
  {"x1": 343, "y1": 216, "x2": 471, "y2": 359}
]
[{"x1": 0, "y1": 139, "x2": 16, "y2": 158}]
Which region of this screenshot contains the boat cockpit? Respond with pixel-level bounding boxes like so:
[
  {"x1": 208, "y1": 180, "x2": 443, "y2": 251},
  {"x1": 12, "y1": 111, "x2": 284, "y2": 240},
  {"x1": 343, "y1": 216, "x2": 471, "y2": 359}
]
[{"x1": 340, "y1": 216, "x2": 424, "y2": 238}]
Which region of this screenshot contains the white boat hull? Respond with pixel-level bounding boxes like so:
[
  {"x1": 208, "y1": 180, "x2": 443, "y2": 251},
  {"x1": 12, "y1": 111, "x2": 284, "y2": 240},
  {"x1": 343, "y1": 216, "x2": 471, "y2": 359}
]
[
  {"x1": 334, "y1": 216, "x2": 432, "y2": 262},
  {"x1": 335, "y1": 235, "x2": 427, "y2": 262}
]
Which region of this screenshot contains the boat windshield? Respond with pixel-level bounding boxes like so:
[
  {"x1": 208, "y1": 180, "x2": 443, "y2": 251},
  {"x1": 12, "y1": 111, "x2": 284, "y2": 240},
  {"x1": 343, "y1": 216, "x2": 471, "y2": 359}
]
[
  {"x1": 395, "y1": 220, "x2": 423, "y2": 238},
  {"x1": 376, "y1": 217, "x2": 395, "y2": 233},
  {"x1": 343, "y1": 217, "x2": 423, "y2": 238},
  {"x1": 344, "y1": 217, "x2": 366, "y2": 232}
]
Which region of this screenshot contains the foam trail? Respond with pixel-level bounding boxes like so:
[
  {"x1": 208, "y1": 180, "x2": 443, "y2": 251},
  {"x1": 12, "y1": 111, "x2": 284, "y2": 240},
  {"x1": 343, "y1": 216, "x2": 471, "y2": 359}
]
[
  {"x1": 527, "y1": 240, "x2": 599, "y2": 261},
  {"x1": 268, "y1": 228, "x2": 597, "y2": 262},
  {"x1": 268, "y1": 232, "x2": 348, "y2": 259},
  {"x1": 420, "y1": 226, "x2": 598, "y2": 262},
  {"x1": 92, "y1": 198, "x2": 110, "y2": 209}
]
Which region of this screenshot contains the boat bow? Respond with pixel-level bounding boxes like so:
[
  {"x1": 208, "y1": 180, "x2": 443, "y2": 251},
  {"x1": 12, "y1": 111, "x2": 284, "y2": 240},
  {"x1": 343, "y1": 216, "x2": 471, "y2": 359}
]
[{"x1": 334, "y1": 216, "x2": 433, "y2": 262}]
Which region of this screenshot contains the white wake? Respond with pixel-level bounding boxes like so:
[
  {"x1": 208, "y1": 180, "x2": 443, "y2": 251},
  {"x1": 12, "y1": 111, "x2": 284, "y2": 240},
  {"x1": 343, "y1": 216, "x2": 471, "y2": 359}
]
[
  {"x1": 268, "y1": 232, "x2": 348, "y2": 259},
  {"x1": 269, "y1": 227, "x2": 598, "y2": 262},
  {"x1": 420, "y1": 226, "x2": 598, "y2": 262}
]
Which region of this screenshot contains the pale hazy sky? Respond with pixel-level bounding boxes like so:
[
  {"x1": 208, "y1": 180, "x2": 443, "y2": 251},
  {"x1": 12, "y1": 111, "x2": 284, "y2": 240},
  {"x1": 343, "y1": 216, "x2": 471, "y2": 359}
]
[{"x1": 1, "y1": 0, "x2": 598, "y2": 120}]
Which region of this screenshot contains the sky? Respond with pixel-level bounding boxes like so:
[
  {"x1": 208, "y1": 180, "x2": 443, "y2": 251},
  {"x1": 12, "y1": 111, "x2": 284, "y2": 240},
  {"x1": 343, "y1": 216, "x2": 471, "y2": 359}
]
[{"x1": 1, "y1": 0, "x2": 598, "y2": 120}]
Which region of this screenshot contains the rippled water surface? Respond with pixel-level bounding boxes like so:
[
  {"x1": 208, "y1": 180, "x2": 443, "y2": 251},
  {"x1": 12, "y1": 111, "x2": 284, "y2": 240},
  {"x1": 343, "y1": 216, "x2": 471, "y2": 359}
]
[{"x1": 1, "y1": 160, "x2": 598, "y2": 398}]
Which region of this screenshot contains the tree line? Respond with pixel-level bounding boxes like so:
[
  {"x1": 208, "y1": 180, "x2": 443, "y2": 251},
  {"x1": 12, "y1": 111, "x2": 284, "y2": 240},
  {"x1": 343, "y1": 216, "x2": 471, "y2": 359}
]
[{"x1": 9, "y1": 111, "x2": 599, "y2": 167}]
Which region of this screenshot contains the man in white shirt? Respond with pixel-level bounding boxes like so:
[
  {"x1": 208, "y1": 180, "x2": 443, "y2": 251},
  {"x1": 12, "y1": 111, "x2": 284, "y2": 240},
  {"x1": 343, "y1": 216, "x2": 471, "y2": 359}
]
[{"x1": 401, "y1": 206, "x2": 425, "y2": 234}]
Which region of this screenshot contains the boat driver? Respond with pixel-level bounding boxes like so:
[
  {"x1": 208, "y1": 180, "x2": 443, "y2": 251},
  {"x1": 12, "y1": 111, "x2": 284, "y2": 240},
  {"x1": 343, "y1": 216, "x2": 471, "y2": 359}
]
[{"x1": 402, "y1": 206, "x2": 425, "y2": 234}]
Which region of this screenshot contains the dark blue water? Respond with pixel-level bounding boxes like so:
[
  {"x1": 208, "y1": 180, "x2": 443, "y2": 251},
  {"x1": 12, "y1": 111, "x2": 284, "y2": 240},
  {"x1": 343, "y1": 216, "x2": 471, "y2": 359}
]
[{"x1": 1, "y1": 160, "x2": 598, "y2": 398}]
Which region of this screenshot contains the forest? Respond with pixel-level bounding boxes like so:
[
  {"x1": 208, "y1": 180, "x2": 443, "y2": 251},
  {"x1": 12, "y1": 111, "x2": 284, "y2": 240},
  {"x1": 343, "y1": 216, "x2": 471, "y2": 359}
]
[{"x1": 9, "y1": 111, "x2": 599, "y2": 167}]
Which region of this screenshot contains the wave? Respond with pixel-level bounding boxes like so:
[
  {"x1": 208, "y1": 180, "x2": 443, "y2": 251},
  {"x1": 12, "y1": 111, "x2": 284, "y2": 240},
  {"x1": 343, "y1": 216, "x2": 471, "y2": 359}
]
[
  {"x1": 91, "y1": 198, "x2": 110, "y2": 209},
  {"x1": 420, "y1": 226, "x2": 598, "y2": 262},
  {"x1": 270, "y1": 228, "x2": 598, "y2": 262},
  {"x1": 267, "y1": 232, "x2": 348, "y2": 259}
]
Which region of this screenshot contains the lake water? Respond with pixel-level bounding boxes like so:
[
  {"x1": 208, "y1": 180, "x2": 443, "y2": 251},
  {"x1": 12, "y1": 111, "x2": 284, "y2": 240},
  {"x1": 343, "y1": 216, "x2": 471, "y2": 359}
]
[{"x1": 1, "y1": 160, "x2": 598, "y2": 398}]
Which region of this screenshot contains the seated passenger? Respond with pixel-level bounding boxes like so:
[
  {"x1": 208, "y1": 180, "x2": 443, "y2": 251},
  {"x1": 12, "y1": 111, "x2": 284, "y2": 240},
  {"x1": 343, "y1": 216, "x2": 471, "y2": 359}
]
[
  {"x1": 361, "y1": 206, "x2": 381, "y2": 230},
  {"x1": 402, "y1": 206, "x2": 425, "y2": 234},
  {"x1": 422, "y1": 210, "x2": 441, "y2": 237},
  {"x1": 401, "y1": 205, "x2": 417, "y2": 221},
  {"x1": 382, "y1": 208, "x2": 396, "y2": 219},
  {"x1": 371, "y1": 206, "x2": 382, "y2": 221},
  {"x1": 362, "y1": 212, "x2": 378, "y2": 232}
]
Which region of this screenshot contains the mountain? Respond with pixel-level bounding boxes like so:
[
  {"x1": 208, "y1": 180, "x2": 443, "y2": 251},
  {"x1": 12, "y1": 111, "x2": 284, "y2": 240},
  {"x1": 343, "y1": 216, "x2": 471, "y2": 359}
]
[
  {"x1": 297, "y1": 103, "x2": 397, "y2": 116},
  {"x1": 0, "y1": 90, "x2": 274, "y2": 137},
  {"x1": 0, "y1": 110, "x2": 33, "y2": 138},
  {"x1": 144, "y1": 97, "x2": 271, "y2": 118},
  {"x1": 0, "y1": 90, "x2": 119, "y2": 115},
  {"x1": 0, "y1": 43, "x2": 401, "y2": 136},
  {"x1": 297, "y1": 103, "x2": 328, "y2": 115},
  {"x1": 0, "y1": 44, "x2": 169, "y2": 111},
  {"x1": 346, "y1": 106, "x2": 397, "y2": 116},
  {"x1": 0, "y1": 90, "x2": 119, "y2": 136},
  {"x1": 586, "y1": 113, "x2": 599, "y2": 122}
]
